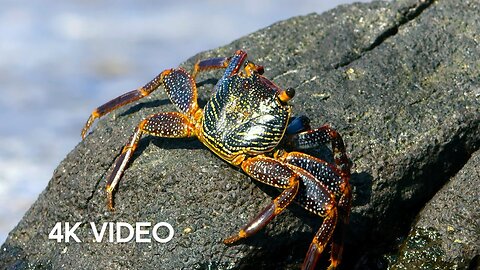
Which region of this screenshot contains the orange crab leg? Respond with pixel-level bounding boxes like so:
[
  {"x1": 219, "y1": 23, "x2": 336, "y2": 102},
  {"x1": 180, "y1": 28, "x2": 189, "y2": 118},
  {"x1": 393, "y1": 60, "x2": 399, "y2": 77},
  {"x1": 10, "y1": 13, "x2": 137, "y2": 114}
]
[
  {"x1": 237, "y1": 151, "x2": 344, "y2": 270},
  {"x1": 328, "y1": 181, "x2": 352, "y2": 269},
  {"x1": 223, "y1": 155, "x2": 301, "y2": 244},
  {"x1": 286, "y1": 125, "x2": 351, "y2": 177},
  {"x1": 82, "y1": 53, "x2": 240, "y2": 139},
  {"x1": 302, "y1": 206, "x2": 338, "y2": 270},
  {"x1": 193, "y1": 50, "x2": 262, "y2": 80},
  {"x1": 283, "y1": 152, "x2": 348, "y2": 204},
  {"x1": 163, "y1": 68, "x2": 199, "y2": 115},
  {"x1": 283, "y1": 152, "x2": 351, "y2": 269},
  {"x1": 82, "y1": 50, "x2": 256, "y2": 139},
  {"x1": 224, "y1": 154, "x2": 339, "y2": 270},
  {"x1": 192, "y1": 56, "x2": 230, "y2": 79},
  {"x1": 81, "y1": 70, "x2": 172, "y2": 139},
  {"x1": 106, "y1": 112, "x2": 195, "y2": 210}
]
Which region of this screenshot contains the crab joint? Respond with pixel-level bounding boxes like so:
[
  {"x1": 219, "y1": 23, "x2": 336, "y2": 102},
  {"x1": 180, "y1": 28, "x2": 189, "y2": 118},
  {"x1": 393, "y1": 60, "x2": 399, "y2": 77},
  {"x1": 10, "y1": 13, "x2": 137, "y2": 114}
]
[
  {"x1": 279, "y1": 88, "x2": 295, "y2": 103},
  {"x1": 244, "y1": 61, "x2": 264, "y2": 76}
]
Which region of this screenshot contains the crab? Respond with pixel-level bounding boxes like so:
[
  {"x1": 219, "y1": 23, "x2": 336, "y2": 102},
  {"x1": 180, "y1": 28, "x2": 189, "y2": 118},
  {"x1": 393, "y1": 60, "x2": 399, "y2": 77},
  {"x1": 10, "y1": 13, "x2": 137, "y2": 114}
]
[{"x1": 81, "y1": 50, "x2": 351, "y2": 270}]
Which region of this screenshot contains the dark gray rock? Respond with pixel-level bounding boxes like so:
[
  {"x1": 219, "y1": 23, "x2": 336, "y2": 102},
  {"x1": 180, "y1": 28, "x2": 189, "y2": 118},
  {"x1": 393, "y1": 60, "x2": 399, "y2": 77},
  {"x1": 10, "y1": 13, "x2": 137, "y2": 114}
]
[
  {"x1": 1, "y1": 0, "x2": 479, "y2": 269},
  {"x1": 390, "y1": 149, "x2": 480, "y2": 270}
]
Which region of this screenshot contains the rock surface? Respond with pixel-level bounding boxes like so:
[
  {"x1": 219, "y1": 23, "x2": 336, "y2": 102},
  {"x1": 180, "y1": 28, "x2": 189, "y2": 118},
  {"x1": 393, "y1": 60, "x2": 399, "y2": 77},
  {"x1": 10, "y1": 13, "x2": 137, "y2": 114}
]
[
  {"x1": 1, "y1": 0, "x2": 479, "y2": 269},
  {"x1": 390, "y1": 149, "x2": 480, "y2": 269}
]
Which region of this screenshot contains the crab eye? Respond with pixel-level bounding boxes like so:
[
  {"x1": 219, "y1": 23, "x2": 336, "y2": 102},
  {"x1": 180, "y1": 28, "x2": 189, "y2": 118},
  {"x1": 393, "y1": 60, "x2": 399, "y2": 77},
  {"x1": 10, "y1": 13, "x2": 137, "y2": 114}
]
[{"x1": 279, "y1": 88, "x2": 295, "y2": 103}]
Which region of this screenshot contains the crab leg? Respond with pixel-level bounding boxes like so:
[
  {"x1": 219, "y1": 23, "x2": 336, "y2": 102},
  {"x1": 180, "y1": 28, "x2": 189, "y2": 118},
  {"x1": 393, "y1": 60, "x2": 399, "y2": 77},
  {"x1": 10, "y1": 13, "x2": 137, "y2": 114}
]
[
  {"x1": 285, "y1": 125, "x2": 351, "y2": 177},
  {"x1": 192, "y1": 49, "x2": 265, "y2": 79},
  {"x1": 223, "y1": 155, "x2": 301, "y2": 244},
  {"x1": 328, "y1": 178, "x2": 352, "y2": 269},
  {"x1": 81, "y1": 70, "x2": 172, "y2": 139},
  {"x1": 82, "y1": 51, "x2": 252, "y2": 138},
  {"x1": 192, "y1": 56, "x2": 230, "y2": 79},
  {"x1": 303, "y1": 207, "x2": 338, "y2": 270},
  {"x1": 194, "y1": 50, "x2": 264, "y2": 80},
  {"x1": 105, "y1": 112, "x2": 195, "y2": 210},
  {"x1": 163, "y1": 69, "x2": 199, "y2": 115},
  {"x1": 283, "y1": 152, "x2": 351, "y2": 269},
  {"x1": 224, "y1": 155, "x2": 339, "y2": 270}
]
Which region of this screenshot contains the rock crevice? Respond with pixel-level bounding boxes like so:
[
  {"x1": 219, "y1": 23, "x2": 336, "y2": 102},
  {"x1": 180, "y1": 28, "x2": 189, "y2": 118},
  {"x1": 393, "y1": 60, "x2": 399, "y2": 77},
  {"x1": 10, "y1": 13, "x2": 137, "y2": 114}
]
[{"x1": 335, "y1": 0, "x2": 435, "y2": 68}]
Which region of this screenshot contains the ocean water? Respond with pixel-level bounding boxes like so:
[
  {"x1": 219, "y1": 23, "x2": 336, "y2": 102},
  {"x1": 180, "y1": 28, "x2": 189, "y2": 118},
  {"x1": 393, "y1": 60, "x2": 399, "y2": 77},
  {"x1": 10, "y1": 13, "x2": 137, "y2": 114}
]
[{"x1": 0, "y1": 0, "x2": 371, "y2": 244}]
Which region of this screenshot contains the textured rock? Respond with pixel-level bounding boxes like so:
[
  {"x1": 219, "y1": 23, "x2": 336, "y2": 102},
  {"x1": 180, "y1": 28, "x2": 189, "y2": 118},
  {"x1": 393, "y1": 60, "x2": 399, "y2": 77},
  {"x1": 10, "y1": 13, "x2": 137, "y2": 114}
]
[
  {"x1": 390, "y1": 149, "x2": 480, "y2": 269},
  {"x1": 1, "y1": 0, "x2": 479, "y2": 269}
]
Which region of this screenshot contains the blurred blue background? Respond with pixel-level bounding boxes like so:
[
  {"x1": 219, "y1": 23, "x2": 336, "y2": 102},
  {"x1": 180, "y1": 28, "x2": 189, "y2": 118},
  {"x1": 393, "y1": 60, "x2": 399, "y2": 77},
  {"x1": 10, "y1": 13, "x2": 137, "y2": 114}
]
[{"x1": 0, "y1": 0, "x2": 371, "y2": 244}]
